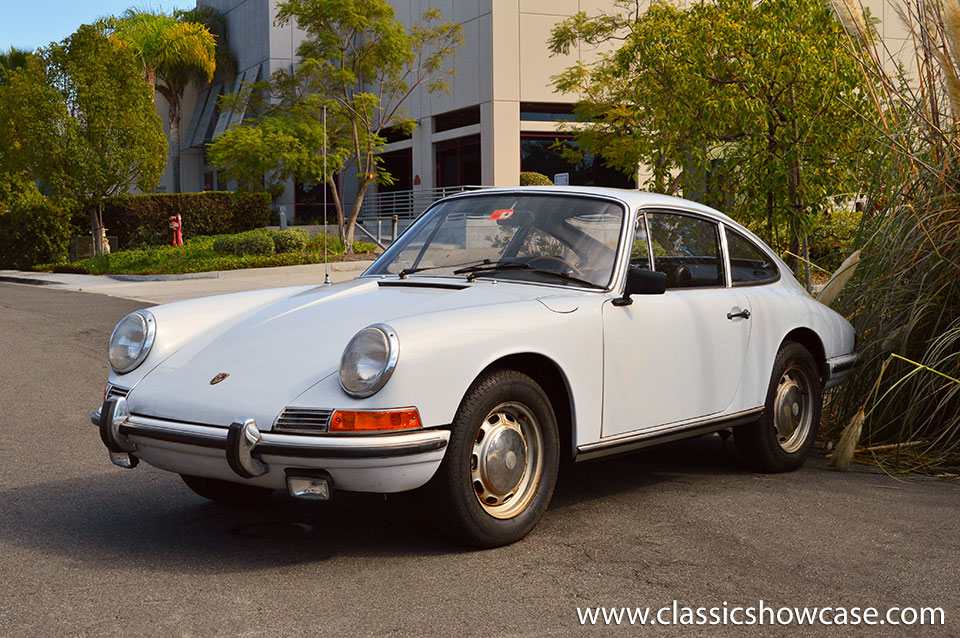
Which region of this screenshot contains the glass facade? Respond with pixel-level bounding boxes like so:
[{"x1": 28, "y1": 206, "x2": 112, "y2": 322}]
[
  {"x1": 520, "y1": 133, "x2": 633, "y2": 188},
  {"x1": 435, "y1": 134, "x2": 482, "y2": 187}
]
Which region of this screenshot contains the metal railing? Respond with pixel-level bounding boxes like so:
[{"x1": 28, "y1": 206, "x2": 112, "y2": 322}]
[{"x1": 359, "y1": 185, "x2": 489, "y2": 219}]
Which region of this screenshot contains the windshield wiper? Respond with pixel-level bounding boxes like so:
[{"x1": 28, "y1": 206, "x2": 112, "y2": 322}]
[
  {"x1": 525, "y1": 268, "x2": 605, "y2": 289},
  {"x1": 453, "y1": 261, "x2": 530, "y2": 280},
  {"x1": 398, "y1": 258, "x2": 490, "y2": 278},
  {"x1": 455, "y1": 261, "x2": 604, "y2": 289}
]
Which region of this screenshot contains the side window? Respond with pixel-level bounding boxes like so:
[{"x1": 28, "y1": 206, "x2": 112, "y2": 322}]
[
  {"x1": 726, "y1": 228, "x2": 779, "y2": 285},
  {"x1": 630, "y1": 215, "x2": 651, "y2": 270},
  {"x1": 646, "y1": 212, "x2": 724, "y2": 289}
]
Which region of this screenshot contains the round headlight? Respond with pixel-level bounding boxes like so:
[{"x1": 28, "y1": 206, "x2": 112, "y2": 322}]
[
  {"x1": 339, "y1": 324, "x2": 399, "y2": 397},
  {"x1": 108, "y1": 310, "x2": 156, "y2": 374}
]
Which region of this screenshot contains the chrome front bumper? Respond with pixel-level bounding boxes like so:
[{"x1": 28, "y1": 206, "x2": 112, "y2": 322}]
[{"x1": 92, "y1": 398, "x2": 450, "y2": 493}]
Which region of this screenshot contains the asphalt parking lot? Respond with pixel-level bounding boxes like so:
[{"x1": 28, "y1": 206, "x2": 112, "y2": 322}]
[{"x1": 1, "y1": 281, "x2": 958, "y2": 637}]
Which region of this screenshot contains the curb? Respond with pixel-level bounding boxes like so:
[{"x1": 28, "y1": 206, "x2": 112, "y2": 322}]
[
  {"x1": 108, "y1": 272, "x2": 220, "y2": 282},
  {"x1": 0, "y1": 275, "x2": 58, "y2": 286}
]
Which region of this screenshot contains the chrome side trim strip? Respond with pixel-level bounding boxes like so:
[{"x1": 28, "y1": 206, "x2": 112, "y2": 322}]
[{"x1": 576, "y1": 407, "x2": 764, "y2": 461}]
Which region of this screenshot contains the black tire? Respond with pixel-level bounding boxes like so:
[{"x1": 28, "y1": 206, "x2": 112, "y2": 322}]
[
  {"x1": 180, "y1": 474, "x2": 274, "y2": 505},
  {"x1": 434, "y1": 369, "x2": 560, "y2": 548},
  {"x1": 735, "y1": 341, "x2": 822, "y2": 473}
]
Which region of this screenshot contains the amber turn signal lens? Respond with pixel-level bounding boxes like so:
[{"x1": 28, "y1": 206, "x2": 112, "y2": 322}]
[{"x1": 329, "y1": 408, "x2": 421, "y2": 432}]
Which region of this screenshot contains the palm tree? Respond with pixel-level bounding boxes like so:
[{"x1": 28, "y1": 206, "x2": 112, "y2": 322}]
[
  {"x1": 113, "y1": 9, "x2": 220, "y2": 192},
  {"x1": 0, "y1": 46, "x2": 31, "y2": 84}
]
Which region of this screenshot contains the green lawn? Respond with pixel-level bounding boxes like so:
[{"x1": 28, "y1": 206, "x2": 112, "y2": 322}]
[{"x1": 36, "y1": 232, "x2": 378, "y2": 276}]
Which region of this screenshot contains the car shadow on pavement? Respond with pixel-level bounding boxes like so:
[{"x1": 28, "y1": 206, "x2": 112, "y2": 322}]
[
  {"x1": 0, "y1": 434, "x2": 742, "y2": 570},
  {"x1": 551, "y1": 432, "x2": 745, "y2": 509}
]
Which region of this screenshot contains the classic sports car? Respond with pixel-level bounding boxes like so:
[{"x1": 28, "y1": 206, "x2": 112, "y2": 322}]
[{"x1": 94, "y1": 187, "x2": 856, "y2": 547}]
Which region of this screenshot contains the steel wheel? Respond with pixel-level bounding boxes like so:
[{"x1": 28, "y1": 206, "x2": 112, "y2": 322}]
[
  {"x1": 773, "y1": 364, "x2": 814, "y2": 453},
  {"x1": 470, "y1": 401, "x2": 544, "y2": 519},
  {"x1": 734, "y1": 341, "x2": 823, "y2": 473},
  {"x1": 433, "y1": 369, "x2": 560, "y2": 547}
]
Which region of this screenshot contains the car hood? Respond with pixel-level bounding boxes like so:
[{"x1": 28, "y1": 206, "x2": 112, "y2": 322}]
[{"x1": 129, "y1": 277, "x2": 577, "y2": 427}]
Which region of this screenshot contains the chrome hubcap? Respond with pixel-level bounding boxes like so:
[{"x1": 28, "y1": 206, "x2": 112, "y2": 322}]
[
  {"x1": 773, "y1": 365, "x2": 812, "y2": 453},
  {"x1": 471, "y1": 402, "x2": 543, "y2": 519}
]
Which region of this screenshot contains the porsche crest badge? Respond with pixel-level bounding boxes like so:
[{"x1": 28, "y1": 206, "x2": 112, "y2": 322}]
[{"x1": 209, "y1": 372, "x2": 230, "y2": 385}]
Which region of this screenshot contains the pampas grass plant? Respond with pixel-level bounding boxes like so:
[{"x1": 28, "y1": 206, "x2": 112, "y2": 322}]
[{"x1": 824, "y1": 0, "x2": 960, "y2": 474}]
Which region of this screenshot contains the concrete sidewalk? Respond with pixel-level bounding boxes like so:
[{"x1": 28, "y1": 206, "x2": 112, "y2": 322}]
[{"x1": 0, "y1": 260, "x2": 373, "y2": 304}]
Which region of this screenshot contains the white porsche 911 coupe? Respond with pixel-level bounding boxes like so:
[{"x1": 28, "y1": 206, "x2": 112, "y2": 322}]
[{"x1": 93, "y1": 187, "x2": 856, "y2": 547}]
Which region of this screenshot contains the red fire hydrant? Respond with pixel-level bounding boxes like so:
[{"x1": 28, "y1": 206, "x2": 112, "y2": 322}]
[{"x1": 169, "y1": 214, "x2": 183, "y2": 246}]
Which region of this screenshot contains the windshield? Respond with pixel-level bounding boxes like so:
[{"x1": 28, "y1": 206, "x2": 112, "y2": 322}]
[{"x1": 365, "y1": 193, "x2": 626, "y2": 289}]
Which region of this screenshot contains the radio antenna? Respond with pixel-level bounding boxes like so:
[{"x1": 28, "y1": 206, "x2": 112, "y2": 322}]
[{"x1": 323, "y1": 105, "x2": 331, "y2": 285}]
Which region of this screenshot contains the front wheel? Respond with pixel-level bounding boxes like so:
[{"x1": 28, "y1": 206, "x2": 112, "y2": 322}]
[
  {"x1": 434, "y1": 369, "x2": 560, "y2": 548},
  {"x1": 735, "y1": 341, "x2": 822, "y2": 473}
]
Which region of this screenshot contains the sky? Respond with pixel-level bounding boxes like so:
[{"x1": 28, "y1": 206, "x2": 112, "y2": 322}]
[{"x1": 0, "y1": 1, "x2": 192, "y2": 51}]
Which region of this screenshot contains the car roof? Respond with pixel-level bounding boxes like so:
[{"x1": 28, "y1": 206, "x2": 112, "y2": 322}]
[{"x1": 446, "y1": 186, "x2": 738, "y2": 226}]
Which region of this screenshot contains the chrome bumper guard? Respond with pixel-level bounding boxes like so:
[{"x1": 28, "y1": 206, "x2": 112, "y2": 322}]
[
  {"x1": 825, "y1": 352, "x2": 858, "y2": 390},
  {"x1": 93, "y1": 398, "x2": 449, "y2": 478}
]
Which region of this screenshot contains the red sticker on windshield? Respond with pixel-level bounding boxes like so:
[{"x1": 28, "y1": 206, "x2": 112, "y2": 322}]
[{"x1": 489, "y1": 209, "x2": 514, "y2": 220}]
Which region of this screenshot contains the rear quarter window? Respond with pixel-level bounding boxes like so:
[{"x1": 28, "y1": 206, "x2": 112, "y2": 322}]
[{"x1": 726, "y1": 228, "x2": 779, "y2": 285}]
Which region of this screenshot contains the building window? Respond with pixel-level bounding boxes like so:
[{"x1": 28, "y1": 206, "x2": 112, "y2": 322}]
[
  {"x1": 520, "y1": 102, "x2": 574, "y2": 122},
  {"x1": 435, "y1": 134, "x2": 481, "y2": 187},
  {"x1": 520, "y1": 133, "x2": 633, "y2": 188},
  {"x1": 378, "y1": 148, "x2": 412, "y2": 193},
  {"x1": 381, "y1": 125, "x2": 413, "y2": 144},
  {"x1": 295, "y1": 177, "x2": 341, "y2": 223},
  {"x1": 434, "y1": 106, "x2": 481, "y2": 133}
]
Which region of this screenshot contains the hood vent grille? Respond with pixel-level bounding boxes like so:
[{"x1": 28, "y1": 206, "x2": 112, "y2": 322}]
[{"x1": 274, "y1": 408, "x2": 333, "y2": 434}]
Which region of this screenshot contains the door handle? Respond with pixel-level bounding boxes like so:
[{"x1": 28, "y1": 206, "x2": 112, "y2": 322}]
[{"x1": 727, "y1": 308, "x2": 751, "y2": 320}]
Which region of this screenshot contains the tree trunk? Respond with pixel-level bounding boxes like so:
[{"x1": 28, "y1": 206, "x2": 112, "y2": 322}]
[
  {"x1": 88, "y1": 204, "x2": 105, "y2": 256},
  {"x1": 145, "y1": 65, "x2": 156, "y2": 93},
  {"x1": 786, "y1": 86, "x2": 809, "y2": 290},
  {"x1": 168, "y1": 96, "x2": 181, "y2": 193},
  {"x1": 326, "y1": 174, "x2": 346, "y2": 243},
  {"x1": 344, "y1": 179, "x2": 373, "y2": 254}
]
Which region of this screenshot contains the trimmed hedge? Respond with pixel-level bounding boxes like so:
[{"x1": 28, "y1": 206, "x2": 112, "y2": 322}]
[
  {"x1": 519, "y1": 171, "x2": 554, "y2": 186},
  {"x1": 100, "y1": 191, "x2": 270, "y2": 249},
  {"x1": 273, "y1": 228, "x2": 309, "y2": 253},
  {"x1": 212, "y1": 228, "x2": 310, "y2": 256},
  {"x1": 0, "y1": 202, "x2": 73, "y2": 269}
]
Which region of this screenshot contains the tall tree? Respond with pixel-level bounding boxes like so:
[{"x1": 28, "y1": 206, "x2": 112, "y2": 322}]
[
  {"x1": 113, "y1": 9, "x2": 219, "y2": 192},
  {"x1": 208, "y1": 68, "x2": 352, "y2": 227},
  {"x1": 549, "y1": 0, "x2": 877, "y2": 270},
  {"x1": 0, "y1": 22, "x2": 167, "y2": 253},
  {"x1": 0, "y1": 46, "x2": 31, "y2": 84},
  {"x1": 247, "y1": 0, "x2": 462, "y2": 251}
]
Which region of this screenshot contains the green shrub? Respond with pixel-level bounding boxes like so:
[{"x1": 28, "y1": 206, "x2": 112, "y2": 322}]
[
  {"x1": 808, "y1": 206, "x2": 864, "y2": 272},
  {"x1": 273, "y1": 228, "x2": 309, "y2": 253},
  {"x1": 519, "y1": 171, "x2": 554, "y2": 186},
  {"x1": 0, "y1": 197, "x2": 74, "y2": 269},
  {"x1": 211, "y1": 235, "x2": 238, "y2": 254},
  {"x1": 232, "y1": 230, "x2": 274, "y2": 256},
  {"x1": 100, "y1": 191, "x2": 270, "y2": 249}
]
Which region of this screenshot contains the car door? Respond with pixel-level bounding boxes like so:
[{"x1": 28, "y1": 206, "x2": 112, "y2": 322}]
[{"x1": 601, "y1": 210, "x2": 752, "y2": 438}]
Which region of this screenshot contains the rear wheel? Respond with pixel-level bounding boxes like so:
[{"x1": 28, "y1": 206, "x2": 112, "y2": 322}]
[
  {"x1": 435, "y1": 369, "x2": 559, "y2": 548},
  {"x1": 180, "y1": 474, "x2": 274, "y2": 505},
  {"x1": 735, "y1": 341, "x2": 822, "y2": 472}
]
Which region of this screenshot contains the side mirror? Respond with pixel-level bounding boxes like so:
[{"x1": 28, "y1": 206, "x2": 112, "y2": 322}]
[{"x1": 612, "y1": 268, "x2": 667, "y2": 306}]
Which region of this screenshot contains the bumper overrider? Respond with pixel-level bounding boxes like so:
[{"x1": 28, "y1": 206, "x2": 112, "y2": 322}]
[{"x1": 93, "y1": 398, "x2": 450, "y2": 497}]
